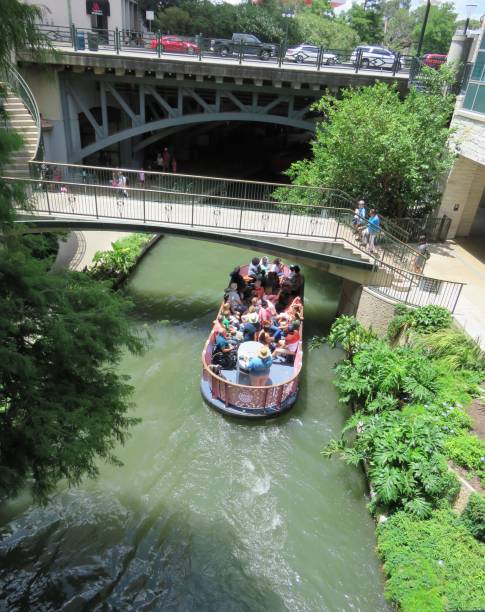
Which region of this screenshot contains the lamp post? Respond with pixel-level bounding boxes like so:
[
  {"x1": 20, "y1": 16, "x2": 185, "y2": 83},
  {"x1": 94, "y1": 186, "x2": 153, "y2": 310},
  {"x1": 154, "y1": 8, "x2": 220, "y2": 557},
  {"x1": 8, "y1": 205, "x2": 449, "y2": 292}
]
[
  {"x1": 416, "y1": 0, "x2": 431, "y2": 57},
  {"x1": 281, "y1": 9, "x2": 295, "y2": 58},
  {"x1": 464, "y1": 4, "x2": 477, "y2": 35}
]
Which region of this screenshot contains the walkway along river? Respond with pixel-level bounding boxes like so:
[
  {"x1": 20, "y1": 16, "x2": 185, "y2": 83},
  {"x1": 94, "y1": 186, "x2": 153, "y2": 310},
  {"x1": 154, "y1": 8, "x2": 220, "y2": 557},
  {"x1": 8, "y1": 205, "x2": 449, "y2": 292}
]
[{"x1": 0, "y1": 236, "x2": 387, "y2": 611}]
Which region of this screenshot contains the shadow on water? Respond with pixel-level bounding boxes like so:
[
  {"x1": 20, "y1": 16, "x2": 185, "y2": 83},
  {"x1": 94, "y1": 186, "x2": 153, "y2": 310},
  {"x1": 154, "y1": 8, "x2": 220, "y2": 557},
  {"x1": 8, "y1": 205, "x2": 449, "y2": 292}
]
[{"x1": 0, "y1": 490, "x2": 286, "y2": 611}]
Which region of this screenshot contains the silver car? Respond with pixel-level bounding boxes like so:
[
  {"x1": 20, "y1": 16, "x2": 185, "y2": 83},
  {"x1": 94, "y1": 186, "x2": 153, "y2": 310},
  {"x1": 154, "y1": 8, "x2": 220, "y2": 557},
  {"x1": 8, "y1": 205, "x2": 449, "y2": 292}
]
[
  {"x1": 285, "y1": 44, "x2": 337, "y2": 65},
  {"x1": 351, "y1": 45, "x2": 401, "y2": 70}
]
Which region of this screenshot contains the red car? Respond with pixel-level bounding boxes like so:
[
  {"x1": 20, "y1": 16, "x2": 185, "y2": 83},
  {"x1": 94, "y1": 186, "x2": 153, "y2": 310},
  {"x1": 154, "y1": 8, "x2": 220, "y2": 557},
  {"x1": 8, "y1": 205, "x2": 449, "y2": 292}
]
[
  {"x1": 423, "y1": 53, "x2": 447, "y2": 69},
  {"x1": 150, "y1": 35, "x2": 199, "y2": 55}
]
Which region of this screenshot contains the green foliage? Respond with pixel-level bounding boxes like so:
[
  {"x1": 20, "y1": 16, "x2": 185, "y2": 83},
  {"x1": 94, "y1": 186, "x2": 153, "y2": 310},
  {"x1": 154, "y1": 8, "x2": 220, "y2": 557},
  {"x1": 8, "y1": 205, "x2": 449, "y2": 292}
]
[
  {"x1": 445, "y1": 434, "x2": 485, "y2": 484},
  {"x1": 460, "y1": 493, "x2": 485, "y2": 542},
  {"x1": 0, "y1": 98, "x2": 147, "y2": 501},
  {"x1": 325, "y1": 410, "x2": 458, "y2": 516},
  {"x1": 377, "y1": 509, "x2": 485, "y2": 611},
  {"x1": 387, "y1": 304, "x2": 452, "y2": 342},
  {"x1": 344, "y1": 3, "x2": 384, "y2": 44},
  {"x1": 88, "y1": 233, "x2": 152, "y2": 283},
  {"x1": 334, "y1": 339, "x2": 440, "y2": 410},
  {"x1": 296, "y1": 13, "x2": 360, "y2": 50},
  {"x1": 383, "y1": 0, "x2": 415, "y2": 53},
  {"x1": 326, "y1": 315, "x2": 377, "y2": 358},
  {"x1": 413, "y1": 328, "x2": 485, "y2": 373},
  {"x1": 411, "y1": 2, "x2": 457, "y2": 55},
  {"x1": 0, "y1": 0, "x2": 51, "y2": 71},
  {"x1": 284, "y1": 83, "x2": 455, "y2": 218}
]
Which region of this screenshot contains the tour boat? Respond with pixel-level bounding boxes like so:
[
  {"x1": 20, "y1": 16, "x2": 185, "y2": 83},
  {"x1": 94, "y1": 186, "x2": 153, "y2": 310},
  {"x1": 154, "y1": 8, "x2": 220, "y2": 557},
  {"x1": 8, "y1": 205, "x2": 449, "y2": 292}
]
[{"x1": 200, "y1": 265, "x2": 303, "y2": 418}]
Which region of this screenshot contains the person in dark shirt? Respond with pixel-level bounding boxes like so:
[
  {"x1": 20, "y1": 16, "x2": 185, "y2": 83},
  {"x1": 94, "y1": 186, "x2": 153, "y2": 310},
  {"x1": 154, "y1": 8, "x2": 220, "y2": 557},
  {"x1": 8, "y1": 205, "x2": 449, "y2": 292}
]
[
  {"x1": 289, "y1": 265, "x2": 304, "y2": 298},
  {"x1": 229, "y1": 266, "x2": 246, "y2": 293}
]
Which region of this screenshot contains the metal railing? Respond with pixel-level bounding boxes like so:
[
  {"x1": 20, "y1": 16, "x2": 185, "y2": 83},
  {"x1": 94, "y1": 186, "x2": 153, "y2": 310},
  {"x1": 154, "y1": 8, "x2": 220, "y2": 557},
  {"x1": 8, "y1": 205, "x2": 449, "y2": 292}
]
[
  {"x1": 35, "y1": 23, "x2": 414, "y2": 76},
  {"x1": 28, "y1": 161, "x2": 421, "y2": 272},
  {"x1": 202, "y1": 334, "x2": 302, "y2": 414},
  {"x1": 6, "y1": 176, "x2": 464, "y2": 311},
  {"x1": 0, "y1": 62, "x2": 41, "y2": 159}
]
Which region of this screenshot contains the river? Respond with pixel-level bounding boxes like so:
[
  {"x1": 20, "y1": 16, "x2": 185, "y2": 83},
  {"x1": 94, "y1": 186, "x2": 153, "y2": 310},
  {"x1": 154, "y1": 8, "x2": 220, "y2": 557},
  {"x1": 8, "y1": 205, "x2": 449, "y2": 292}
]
[{"x1": 0, "y1": 236, "x2": 387, "y2": 611}]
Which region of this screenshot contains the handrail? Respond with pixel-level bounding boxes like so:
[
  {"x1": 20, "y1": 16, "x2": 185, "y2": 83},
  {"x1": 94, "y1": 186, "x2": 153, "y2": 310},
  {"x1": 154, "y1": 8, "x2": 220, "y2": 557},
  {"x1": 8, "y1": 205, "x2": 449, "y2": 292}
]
[
  {"x1": 1, "y1": 63, "x2": 41, "y2": 160},
  {"x1": 5, "y1": 176, "x2": 464, "y2": 312},
  {"x1": 28, "y1": 161, "x2": 422, "y2": 269}
]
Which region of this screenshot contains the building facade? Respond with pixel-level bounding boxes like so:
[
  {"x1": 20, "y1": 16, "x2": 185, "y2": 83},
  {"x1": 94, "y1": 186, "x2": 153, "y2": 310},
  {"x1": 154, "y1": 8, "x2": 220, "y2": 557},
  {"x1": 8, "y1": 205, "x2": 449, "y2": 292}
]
[
  {"x1": 24, "y1": 0, "x2": 140, "y2": 33},
  {"x1": 439, "y1": 27, "x2": 485, "y2": 240}
]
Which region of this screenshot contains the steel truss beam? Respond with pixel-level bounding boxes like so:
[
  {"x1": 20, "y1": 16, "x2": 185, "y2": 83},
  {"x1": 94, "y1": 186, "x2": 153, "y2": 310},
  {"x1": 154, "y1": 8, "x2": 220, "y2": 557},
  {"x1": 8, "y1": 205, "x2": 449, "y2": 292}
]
[{"x1": 65, "y1": 77, "x2": 315, "y2": 162}]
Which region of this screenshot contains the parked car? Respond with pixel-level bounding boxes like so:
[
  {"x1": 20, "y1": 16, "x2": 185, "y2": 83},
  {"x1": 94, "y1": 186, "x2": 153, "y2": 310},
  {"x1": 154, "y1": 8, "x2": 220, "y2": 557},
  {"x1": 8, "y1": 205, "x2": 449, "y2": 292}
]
[
  {"x1": 285, "y1": 44, "x2": 337, "y2": 65},
  {"x1": 422, "y1": 53, "x2": 447, "y2": 69},
  {"x1": 209, "y1": 33, "x2": 277, "y2": 60},
  {"x1": 150, "y1": 35, "x2": 199, "y2": 55},
  {"x1": 351, "y1": 45, "x2": 401, "y2": 70}
]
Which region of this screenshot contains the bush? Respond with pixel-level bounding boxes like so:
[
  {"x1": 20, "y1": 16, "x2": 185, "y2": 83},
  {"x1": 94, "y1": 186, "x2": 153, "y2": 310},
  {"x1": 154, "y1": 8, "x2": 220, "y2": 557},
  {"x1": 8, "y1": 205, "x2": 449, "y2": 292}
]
[
  {"x1": 461, "y1": 493, "x2": 485, "y2": 542},
  {"x1": 388, "y1": 305, "x2": 452, "y2": 342},
  {"x1": 88, "y1": 233, "x2": 152, "y2": 282},
  {"x1": 334, "y1": 340, "x2": 440, "y2": 411},
  {"x1": 326, "y1": 315, "x2": 377, "y2": 359},
  {"x1": 413, "y1": 328, "x2": 485, "y2": 373},
  {"x1": 377, "y1": 509, "x2": 485, "y2": 611},
  {"x1": 324, "y1": 410, "x2": 459, "y2": 517},
  {"x1": 445, "y1": 434, "x2": 485, "y2": 485}
]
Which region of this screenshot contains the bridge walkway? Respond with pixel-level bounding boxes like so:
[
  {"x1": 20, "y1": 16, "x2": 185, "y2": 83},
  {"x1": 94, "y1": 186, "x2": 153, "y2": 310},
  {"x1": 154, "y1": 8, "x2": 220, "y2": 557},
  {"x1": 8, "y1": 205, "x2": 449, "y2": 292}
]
[{"x1": 9, "y1": 176, "x2": 464, "y2": 312}]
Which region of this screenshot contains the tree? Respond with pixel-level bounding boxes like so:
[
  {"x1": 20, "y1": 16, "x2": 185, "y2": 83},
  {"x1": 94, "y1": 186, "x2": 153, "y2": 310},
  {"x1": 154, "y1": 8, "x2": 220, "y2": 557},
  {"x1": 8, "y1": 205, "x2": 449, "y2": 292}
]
[
  {"x1": 344, "y1": 2, "x2": 384, "y2": 44},
  {"x1": 411, "y1": 2, "x2": 457, "y2": 55},
  {"x1": 0, "y1": 1, "x2": 146, "y2": 502},
  {"x1": 283, "y1": 78, "x2": 455, "y2": 218},
  {"x1": 297, "y1": 12, "x2": 360, "y2": 50},
  {"x1": 383, "y1": 0, "x2": 415, "y2": 53}
]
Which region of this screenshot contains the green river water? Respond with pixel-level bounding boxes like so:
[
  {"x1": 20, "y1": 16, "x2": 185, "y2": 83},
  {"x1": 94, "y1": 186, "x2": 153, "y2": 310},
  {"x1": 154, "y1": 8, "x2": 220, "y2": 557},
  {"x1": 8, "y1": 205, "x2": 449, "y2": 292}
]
[{"x1": 0, "y1": 236, "x2": 387, "y2": 611}]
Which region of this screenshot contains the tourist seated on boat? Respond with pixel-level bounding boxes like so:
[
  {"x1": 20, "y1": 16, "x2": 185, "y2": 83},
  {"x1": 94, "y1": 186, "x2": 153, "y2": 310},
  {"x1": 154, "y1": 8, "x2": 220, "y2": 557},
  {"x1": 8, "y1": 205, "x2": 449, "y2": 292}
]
[
  {"x1": 258, "y1": 320, "x2": 283, "y2": 349},
  {"x1": 241, "y1": 312, "x2": 259, "y2": 342},
  {"x1": 260, "y1": 256, "x2": 270, "y2": 276},
  {"x1": 252, "y1": 279, "x2": 265, "y2": 300},
  {"x1": 289, "y1": 266, "x2": 305, "y2": 298},
  {"x1": 272, "y1": 323, "x2": 301, "y2": 362},
  {"x1": 267, "y1": 258, "x2": 284, "y2": 292},
  {"x1": 247, "y1": 345, "x2": 273, "y2": 387},
  {"x1": 229, "y1": 266, "x2": 246, "y2": 293},
  {"x1": 258, "y1": 299, "x2": 273, "y2": 324},
  {"x1": 226, "y1": 283, "x2": 244, "y2": 312},
  {"x1": 288, "y1": 297, "x2": 304, "y2": 321},
  {"x1": 275, "y1": 281, "x2": 293, "y2": 314},
  {"x1": 212, "y1": 329, "x2": 237, "y2": 369},
  {"x1": 248, "y1": 257, "x2": 262, "y2": 280}
]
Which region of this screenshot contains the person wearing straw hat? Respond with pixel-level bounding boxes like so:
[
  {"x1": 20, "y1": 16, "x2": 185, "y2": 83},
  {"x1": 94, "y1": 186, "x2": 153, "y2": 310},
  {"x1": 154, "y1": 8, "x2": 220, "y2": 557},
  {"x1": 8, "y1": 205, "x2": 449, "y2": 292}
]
[
  {"x1": 247, "y1": 345, "x2": 273, "y2": 387},
  {"x1": 242, "y1": 311, "x2": 259, "y2": 342}
]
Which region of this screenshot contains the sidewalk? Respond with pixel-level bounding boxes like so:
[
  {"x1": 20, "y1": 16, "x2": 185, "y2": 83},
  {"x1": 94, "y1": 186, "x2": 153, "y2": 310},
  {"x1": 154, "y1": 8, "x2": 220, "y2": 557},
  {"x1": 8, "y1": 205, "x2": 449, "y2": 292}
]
[
  {"x1": 425, "y1": 240, "x2": 485, "y2": 349},
  {"x1": 53, "y1": 230, "x2": 128, "y2": 272}
]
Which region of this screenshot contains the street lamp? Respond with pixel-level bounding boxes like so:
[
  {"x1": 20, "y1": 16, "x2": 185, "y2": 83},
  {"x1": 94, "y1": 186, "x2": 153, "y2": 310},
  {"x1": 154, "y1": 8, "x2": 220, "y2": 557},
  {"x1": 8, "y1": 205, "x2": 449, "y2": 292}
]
[
  {"x1": 281, "y1": 9, "x2": 295, "y2": 57},
  {"x1": 416, "y1": 0, "x2": 431, "y2": 57},
  {"x1": 464, "y1": 4, "x2": 478, "y2": 35}
]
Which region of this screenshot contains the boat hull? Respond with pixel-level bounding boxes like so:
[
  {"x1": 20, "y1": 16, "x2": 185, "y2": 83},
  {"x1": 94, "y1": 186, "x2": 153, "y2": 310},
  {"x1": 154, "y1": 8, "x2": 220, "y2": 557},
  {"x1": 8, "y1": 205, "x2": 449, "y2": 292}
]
[{"x1": 200, "y1": 378, "x2": 299, "y2": 419}]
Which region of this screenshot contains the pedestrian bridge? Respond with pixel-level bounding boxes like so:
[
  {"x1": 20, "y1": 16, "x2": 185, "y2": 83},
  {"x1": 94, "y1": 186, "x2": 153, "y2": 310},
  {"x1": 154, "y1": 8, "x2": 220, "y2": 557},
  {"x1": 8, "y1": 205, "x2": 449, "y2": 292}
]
[{"x1": 7, "y1": 162, "x2": 464, "y2": 312}]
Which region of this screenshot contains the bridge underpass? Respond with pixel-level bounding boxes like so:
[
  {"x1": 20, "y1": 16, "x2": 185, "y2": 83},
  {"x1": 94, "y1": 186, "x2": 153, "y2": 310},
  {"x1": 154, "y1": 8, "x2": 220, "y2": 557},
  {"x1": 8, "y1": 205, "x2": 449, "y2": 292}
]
[{"x1": 7, "y1": 172, "x2": 463, "y2": 312}]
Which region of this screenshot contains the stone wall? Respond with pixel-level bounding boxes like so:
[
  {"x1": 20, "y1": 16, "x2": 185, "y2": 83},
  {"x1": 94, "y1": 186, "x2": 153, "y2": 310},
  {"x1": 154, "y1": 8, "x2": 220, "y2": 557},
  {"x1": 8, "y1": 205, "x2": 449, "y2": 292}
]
[{"x1": 337, "y1": 280, "x2": 397, "y2": 336}]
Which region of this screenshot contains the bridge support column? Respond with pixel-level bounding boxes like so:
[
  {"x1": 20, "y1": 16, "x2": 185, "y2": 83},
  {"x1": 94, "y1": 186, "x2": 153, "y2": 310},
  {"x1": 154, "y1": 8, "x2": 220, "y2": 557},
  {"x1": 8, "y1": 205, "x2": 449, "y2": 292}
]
[{"x1": 337, "y1": 279, "x2": 397, "y2": 337}]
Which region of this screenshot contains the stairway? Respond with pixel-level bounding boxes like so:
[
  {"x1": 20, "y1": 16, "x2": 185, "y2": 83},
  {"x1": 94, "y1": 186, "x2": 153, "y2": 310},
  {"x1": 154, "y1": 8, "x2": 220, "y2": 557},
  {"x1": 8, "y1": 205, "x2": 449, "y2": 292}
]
[{"x1": 2, "y1": 92, "x2": 39, "y2": 177}]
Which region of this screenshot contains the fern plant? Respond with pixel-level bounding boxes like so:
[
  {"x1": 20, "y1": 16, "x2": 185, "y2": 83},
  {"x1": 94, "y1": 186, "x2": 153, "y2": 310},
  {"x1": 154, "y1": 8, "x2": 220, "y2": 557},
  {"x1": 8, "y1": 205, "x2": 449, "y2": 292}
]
[
  {"x1": 413, "y1": 328, "x2": 485, "y2": 373},
  {"x1": 324, "y1": 410, "x2": 459, "y2": 517}
]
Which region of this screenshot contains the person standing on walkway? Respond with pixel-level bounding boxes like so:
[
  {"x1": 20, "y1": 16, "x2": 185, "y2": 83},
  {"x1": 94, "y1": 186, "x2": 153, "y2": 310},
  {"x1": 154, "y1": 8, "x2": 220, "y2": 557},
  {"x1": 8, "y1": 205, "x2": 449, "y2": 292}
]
[
  {"x1": 414, "y1": 235, "x2": 430, "y2": 274},
  {"x1": 162, "y1": 147, "x2": 171, "y2": 172},
  {"x1": 364, "y1": 209, "x2": 380, "y2": 254},
  {"x1": 171, "y1": 157, "x2": 177, "y2": 173}
]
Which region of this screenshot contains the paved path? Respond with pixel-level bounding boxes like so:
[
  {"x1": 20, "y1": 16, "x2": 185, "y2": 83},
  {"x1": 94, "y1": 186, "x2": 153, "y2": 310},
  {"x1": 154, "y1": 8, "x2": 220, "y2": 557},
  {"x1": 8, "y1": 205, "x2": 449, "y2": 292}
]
[
  {"x1": 54, "y1": 230, "x2": 129, "y2": 272},
  {"x1": 426, "y1": 241, "x2": 485, "y2": 348}
]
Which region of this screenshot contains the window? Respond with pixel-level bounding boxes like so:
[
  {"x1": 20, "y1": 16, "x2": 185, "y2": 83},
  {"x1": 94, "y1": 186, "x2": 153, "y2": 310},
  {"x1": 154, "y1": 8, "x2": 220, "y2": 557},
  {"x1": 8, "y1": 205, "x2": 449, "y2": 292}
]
[{"x1": 463, "y1": 30, "x2": 485, "y2": 114}]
